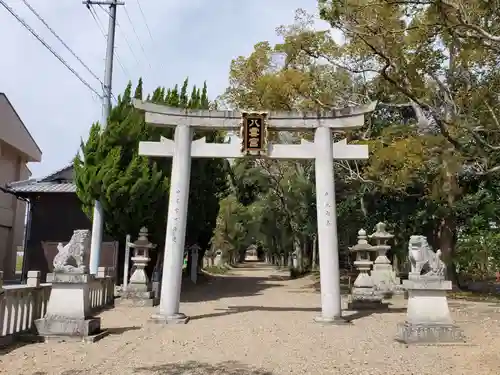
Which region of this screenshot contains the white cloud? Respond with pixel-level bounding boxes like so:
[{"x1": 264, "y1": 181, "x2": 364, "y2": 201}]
[{"x1": 0, "y1": 0, "x2": 328, "y2": 178}]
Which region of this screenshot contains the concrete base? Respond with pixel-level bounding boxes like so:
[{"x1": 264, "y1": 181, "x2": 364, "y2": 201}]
[
  {"x1": 392, "y1": 285, "x2": 405, "y2": 296},
  {"x1": 35, "y1": 316, "x2": 101, "y2": 339},
  {"x1": 0, "y1": 330, "x2": 110, "y2": 348},
  {"x1": 149, "y1": 312, "x2": 190, "y2": 325},
  {"x1": 116, "y1": 297, "x2": 159, "y2": 307},
  {"x1": 122, "y1": 290, "x2": 154, "y2": 298},
  {"x1": 119, "y1": 290, "x2": 159, "y2": 307},
  {"x1": 371, "y1": 262, "x2": 400, "y2": 299},
  {"x1": 396, "y1": 322, "x2": 465, "y2": 344},
  {"x1": 313, "y1": 315, "x2": 351, "y2": 325},
  {"x1": 42, "y1": 330, "x2": 109, "y2": 343}
]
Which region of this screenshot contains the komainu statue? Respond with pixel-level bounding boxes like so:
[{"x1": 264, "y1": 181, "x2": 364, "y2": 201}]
[
  {"x1": 53, "y1": 229, "x2": 91, "y2": 273},
  {"x1": 408, "y1": 235, "x2": 446, "y2": 277}
]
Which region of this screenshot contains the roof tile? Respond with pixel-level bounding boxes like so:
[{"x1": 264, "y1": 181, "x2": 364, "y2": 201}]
[{"x1": 7, "y1": 182, "x2": 76, "y2": 193}]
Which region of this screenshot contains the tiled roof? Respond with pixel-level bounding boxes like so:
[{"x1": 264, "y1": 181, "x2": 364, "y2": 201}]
[
  {"x1": 39, "y1": 164, "x2": 73, "y2": 181},
  {"x1": 5, "y1": 163, "x2": 76, "y2": 194},
  {"x1": 7, "y1": 182, "x2": 76, "y2": 193}
]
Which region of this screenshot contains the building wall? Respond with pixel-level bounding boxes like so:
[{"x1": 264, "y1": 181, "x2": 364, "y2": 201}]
[
  {"x1": 0, "y1": 141, "x2": 29, "y2": 279},
  {"x1": 0, "y1": 93, "x2": 42, "y2": 163},
  {"x1": 24, "y1": 193, "x2": 118, "y2": 281}
]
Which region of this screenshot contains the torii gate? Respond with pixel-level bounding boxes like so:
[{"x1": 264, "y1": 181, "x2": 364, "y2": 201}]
[{"x1": 132, "y1": 99, "x2": 376, "y2": 325}]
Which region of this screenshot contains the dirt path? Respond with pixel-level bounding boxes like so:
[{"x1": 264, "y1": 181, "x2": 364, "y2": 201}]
[{"x1": 1, "y1": 263, "x2": 500, "y2": 375}]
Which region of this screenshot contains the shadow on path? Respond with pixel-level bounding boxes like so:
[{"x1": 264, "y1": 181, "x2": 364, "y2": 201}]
[
  {"x1": 191, "y1": 304, "x2": 406, "y2": 321},
  {"x1": 135, "y1": 360, "x2": 273, "y2": 374},
  {"x1": 180, "y1": 263, "x2": 285, "y2": 303},
  {"x1": 191, "y1": 305, "x2": 321, "y2": 320},
  {"x1": 345, "y1": 307, "x2": 407, "y2": 321},
  {"x1": 106, "y1": 326, "x2": 142, "y2": 335},
  {"x1": 41, "y1": 362, "x2": 273, "y2": 375}
]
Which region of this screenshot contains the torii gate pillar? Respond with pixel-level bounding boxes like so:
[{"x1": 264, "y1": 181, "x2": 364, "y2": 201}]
[
  {"x1": 313, "y1": 126, "x2": 344, "y2": 324},
  {"x1": 150, "y1": 124, "x2": 193, "y2": 324},
  {"x1": 133, "y1": 100, "x2": 376, "y2": 325}
]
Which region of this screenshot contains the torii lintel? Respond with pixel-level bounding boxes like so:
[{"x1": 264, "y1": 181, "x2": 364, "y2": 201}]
[{"x1": 139, "y1": 136, "x2": 368, "y2": 160}]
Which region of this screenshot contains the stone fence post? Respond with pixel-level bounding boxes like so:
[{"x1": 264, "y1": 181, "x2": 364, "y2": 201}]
[
  {"x1": 97, "y1": 267, "x2": 107, "y2": 278},
  {"x1": 27, "y1": 270, "x2": 41, "y2": 287},
  {"x1": 97, "y1": 267, "x2": 114, "y2": 306}
]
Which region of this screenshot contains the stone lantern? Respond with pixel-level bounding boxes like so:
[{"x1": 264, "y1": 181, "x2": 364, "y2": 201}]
[
  {"x1": 122, "y1": 227, "x2": 157, "y2": 306},
  {"x1": 369, "y1": 222, "x2": 401, "y2": 297},
  {"x1": 348, "y1": 229, "x2": 385, "y2": 310}
]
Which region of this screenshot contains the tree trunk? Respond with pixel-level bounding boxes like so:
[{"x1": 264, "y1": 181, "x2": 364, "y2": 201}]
[
  {"x1": 312, "y1": 235, "x2": 318, "y2": 270},
  {"x1": 294, "y1": 236, "x2": 303, "y2": 273},
  {"x1": 438, "y1": 215, "x2": 460, "y2": 288},
  {"x1": 440, "y1": 149, "x2": 461, "y2": 288},
  {"x1": 302, "y1": 238, "x2": 309, "y2": 270}
]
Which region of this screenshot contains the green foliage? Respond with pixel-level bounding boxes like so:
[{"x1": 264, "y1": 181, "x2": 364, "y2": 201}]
[
  {"x1": 74, "y1": 80, "x2": 168, "y2": 243},
  {"x1": 455, "y1": 230, "x2": 500, "y2": 280},
  {"x1": 213, "y1": 6, "x2": 500, "y2": 283},
  {"x1": 74, "y1": 78, "x2": 229, "y2": 254}
]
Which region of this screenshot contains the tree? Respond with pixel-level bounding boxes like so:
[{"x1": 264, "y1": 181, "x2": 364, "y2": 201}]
[
  {"x1": 215, "y1": 7, "x2": 500, "y2": 285},
  {"x1": 74, "y1": 80, "x2": 168, "y2": 246},
  {"x1": 213, "y1": 19, "x2": 368, "y2": 273},
  {"x1": 74, "y1": 78, "x2": 229, "y2": 277},
  {"x1": 306, "y1": 1, "x2": 500, "y2": 274}
]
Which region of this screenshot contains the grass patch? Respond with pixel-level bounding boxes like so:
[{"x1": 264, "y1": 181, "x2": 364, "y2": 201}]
[{"x1": 15, "y1": 254, "x2": 23, "y2": 273}]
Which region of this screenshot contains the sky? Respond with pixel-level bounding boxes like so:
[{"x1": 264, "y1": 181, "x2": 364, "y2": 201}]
[{"x1": 0, "y1": 0, "x2": 330, "y2": 179}]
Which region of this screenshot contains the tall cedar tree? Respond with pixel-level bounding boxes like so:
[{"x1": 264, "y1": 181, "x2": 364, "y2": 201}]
[{"x1": 74, "y1": 78, "x2": 228, "y2": 274}]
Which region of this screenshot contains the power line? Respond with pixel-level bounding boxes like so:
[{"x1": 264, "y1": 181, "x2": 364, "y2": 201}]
[
  {"x1": 19, "y1": 0, "x2": 103, "y2": 88},
  {"x1": 0, "y1": 0, "x2": 101, "y2": 98},
  {"x1": 132, "y1": 0, "x2": 165, "y2": 73},
  {"x1": 123, "y1": 5, "x2": 151, "y2": 68},
  {"x1": 135, "y1": 0, "x2": 153, "y2": 42},
  {"x1": 86, "y1": 3, "x2": 130, "y2": 80},
  {"x1": 100, "y1": 4, "x2": 143, "y2": 68}
]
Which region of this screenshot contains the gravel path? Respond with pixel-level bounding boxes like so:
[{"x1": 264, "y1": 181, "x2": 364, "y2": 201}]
[{"x1": 1, "y1": 263, "x2": 500, "y2": 375}]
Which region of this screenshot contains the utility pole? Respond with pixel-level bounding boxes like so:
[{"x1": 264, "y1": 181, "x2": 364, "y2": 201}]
[{"x1": 83, "y1": 0, "x2": 124, "y2": 275}]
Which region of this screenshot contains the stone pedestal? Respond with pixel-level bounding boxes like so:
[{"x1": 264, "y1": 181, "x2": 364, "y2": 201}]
[
  {"x1": 396, "y1": 275, "x2": 465, "y2": 344},
  {"x1": 35, "y1": 273, "x2": 106, "y2": 342},
  {"x1": 348, "y1": 259, "x2": 386, "y2": 310},
  {"x1": 369, "y1": 222, "x2": 401, "y2": 298},
  {"x1": 371, "y1": 254, "x2": 402, "y2": 298},
  {"x1": 214, "y1": 250, "x2": 223, "y2": 266}
]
